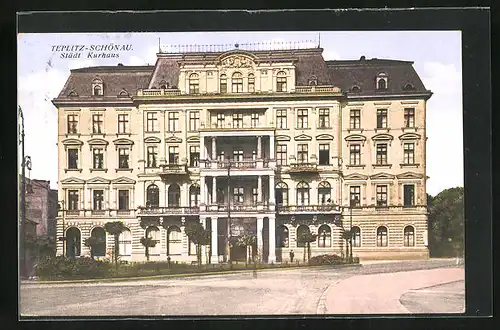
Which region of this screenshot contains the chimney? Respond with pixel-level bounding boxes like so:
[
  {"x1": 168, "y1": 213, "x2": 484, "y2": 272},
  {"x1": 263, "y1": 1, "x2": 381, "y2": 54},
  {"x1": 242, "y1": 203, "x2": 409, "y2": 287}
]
[
  {"x1": 360, "y1": 56, "x2": 366, "y2": 61},
  {"x1": 117, "y1": 63, "x2": 124, "y2": 66}
]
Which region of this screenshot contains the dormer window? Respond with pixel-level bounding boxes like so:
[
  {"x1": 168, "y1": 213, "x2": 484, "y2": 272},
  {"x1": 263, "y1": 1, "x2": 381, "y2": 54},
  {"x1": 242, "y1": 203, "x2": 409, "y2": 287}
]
[
  {"x1": 308, "y1": 75, "x2": 318, "y2": 86},
  {"x1": 189, "y1": 73, "x2": 199, "y2": 94},
  {"x1": 159, "y1": 80, "x2": 167, "y2": 89},
  {"x1": 232, "y1": 72, "x2": 243, "y2": 93},
  {"x1": 376, "y1": 73, "x2": 388, "y2": 90},
  {"x1": 220, "y1": 74, "x2": 227, "y2": 94},
  {"x1": 351, "y1": 85, "x2": 361, "y2": 93},
  {"x1": 248, "y1": 73, "x2": 255, "y2": 92},
  {"x1": 276, "y1": 71, "x2": 287, "y2": 92},
  {"x1": 403, "y1": 83, "x2": 415, "y2": 91},
  {"x1": 92, "y1": 78, "x2": 103, "y2": 96},
  {"x1": 118, "y1": 89, "x2": 129, "y2": 97}
]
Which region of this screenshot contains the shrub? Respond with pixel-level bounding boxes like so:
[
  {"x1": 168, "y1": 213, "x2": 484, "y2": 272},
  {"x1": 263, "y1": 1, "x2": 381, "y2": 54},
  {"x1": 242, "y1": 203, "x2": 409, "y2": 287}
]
[
  {"x1": 308, "y1": 254, "x2": 345, "y2": 266},
  {"x1": 35, "y1": 256, "x2": 111, "y2": 280}
]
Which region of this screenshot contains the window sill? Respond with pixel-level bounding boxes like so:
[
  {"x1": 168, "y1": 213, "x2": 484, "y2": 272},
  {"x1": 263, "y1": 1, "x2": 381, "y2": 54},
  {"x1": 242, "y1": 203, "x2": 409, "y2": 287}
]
[
  {"x1": 401, "y1": 126, "x2": 419, "y2": 132},
  {"x1": 400, "y1": 163, "x2": 420, "y2": 168},
  {"x1": 374, "y1": 128, "x2": 390, "y2": 133},
  {"x1": 90, "y1": 133, "x2": 106, "y2": 138},
  {"x1": 187, "y1": 130, "x2": 199, "y2": 133},
  {"x1": 345, "y1": 164, "x2": 366, "y2": 169},
  {"x1": 276, "y1": 128, "x2": 289, "y2": 130},
  {"x1": 145, "y1": 131, "x2": 161, "y2": 134},
  {"x1": 116, "y1": 168, "x2": 133, "y2": 173},
  {"x1": 167, "y1": 131, "x2": 183, "y2": 134},
  {"x1": 65, "y1": 168, "x2": 83, "y2": 173},
  {"x1": 372, "y1": 164, "x2": 392, "y2": 169},
  {"x1": 65, "y1": 133, "x2": 81, "y2": 138},
  {"x1": 116, "y1": 133, "x2": 132, "y2": 137},
  {"x1": 296, "y1": 127, "x2": 311, "y2": 130},
  {"x1": 317, "y1": 126, "x2": 331, "y2": 130},
  {"x1": 90, "y1": 168, "x2": 108, "y2": 173},
  {"x1": 347, "y1": 128, "x2": 364, "y2": 134}
]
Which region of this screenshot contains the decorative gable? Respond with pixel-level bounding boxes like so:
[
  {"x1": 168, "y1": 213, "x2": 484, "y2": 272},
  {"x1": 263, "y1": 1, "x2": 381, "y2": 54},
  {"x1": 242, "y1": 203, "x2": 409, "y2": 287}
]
[
  {"x1": 67, "y1": 90, "x2": 79, "y2": 97},
  {"x1": 144, "y1": 136, "x2": 161, "y2": 143},
  {"x1": 396, "y1": 172, "x2": 423, "y2": 180},
  {"x1": 61, "y1": 138, "x2": 83, "y2": 146},
  {"x1": 372, "y1": 133, "x2": 393, "y2": 141},
  {"x1": 344, "y1": 173, "x2": 369, "y2": 181},
  {"x1": 399, "y1": 132, "x2": 421, "y2": 141},
  {"x1": 60, "y1": 177, "x2": 85, "y2": 185},
  {"x1": 275, "y1": 135, "x2": 291, "y2": 142},
  {"x1": 118, "y1": 89, "x2": 129, "y2": 97},
  {"x1": 112, "y1": 177, "x2": 136, "y2": 185},
  {"x1": 88, "y1": 138, "x2": 109, "y2": 146},
  {"x1": 316, "y1": 134, "x2": 334, "y2": 141},
  {"x1": 86, "y1": 177, "x2": 111, "y2": 185},
  {"x1": 165, "y1": 136, "x2": 183, "y2": 143},
  {"x1": 294, "y1": 134, "x2": 312, "y2": 141},
  {"x1": 345, "y1": 134, "x2": 367, "y2": 143},
  {"x1": 370, "y1": 172, "x2": 395, "y2": 180},
  {"x1": 113, "y1": 138, "x2": 134, "y2": 146},
  {"x1": 186, "y1": 136, "x2": 200, "y2": 143}
]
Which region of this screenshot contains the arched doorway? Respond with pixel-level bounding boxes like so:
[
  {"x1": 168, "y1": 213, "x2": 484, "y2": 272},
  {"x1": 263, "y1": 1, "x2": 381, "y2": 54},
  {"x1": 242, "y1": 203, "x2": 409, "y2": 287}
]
[
  {"x1": 167, "y1": 226, "x2": 182, "y2": 255},
  {"x1": 66, "y1": 227, "x2": 81, "y2": 258},
  {"x1": 90, "y1": 227, "x2": 106, "y2": 257},
  {"x1": 168, "y1": 184, "x2": 181, "y2": 207},
  {"x1": 276, "y1": 225, "x2": 289, "y2": 262}
]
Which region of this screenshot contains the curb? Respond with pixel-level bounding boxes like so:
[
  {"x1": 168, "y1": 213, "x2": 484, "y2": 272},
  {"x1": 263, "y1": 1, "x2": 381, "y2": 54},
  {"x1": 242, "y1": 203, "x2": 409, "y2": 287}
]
[
  {"x1": 22, "y1": 263, "x2": 362, "y2": 285},
  {"x1": 316, "y1": 280, "x2": 340, "y2": 314}
]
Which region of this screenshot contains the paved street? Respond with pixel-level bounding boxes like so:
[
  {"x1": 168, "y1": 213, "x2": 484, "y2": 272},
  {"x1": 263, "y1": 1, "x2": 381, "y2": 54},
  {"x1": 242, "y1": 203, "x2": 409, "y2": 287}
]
[{"x1": 20, "y1": 259, "x2": 464, "y2": 317}]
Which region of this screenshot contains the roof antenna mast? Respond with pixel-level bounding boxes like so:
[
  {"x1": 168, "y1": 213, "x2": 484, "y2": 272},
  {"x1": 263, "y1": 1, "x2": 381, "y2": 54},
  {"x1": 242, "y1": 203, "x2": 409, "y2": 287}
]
[
  {"x1": 318, "y1": 32, "x2": 321, "y2": 48},
  {"x1": 158, "y1": 37, "x2": 161, "y2": 53}
]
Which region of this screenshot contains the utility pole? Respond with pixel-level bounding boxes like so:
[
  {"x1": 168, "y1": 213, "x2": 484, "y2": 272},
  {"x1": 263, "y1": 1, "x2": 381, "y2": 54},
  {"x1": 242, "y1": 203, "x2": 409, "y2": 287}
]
[
  {"x1": 349, "y1": 196, "x2": 358, "y2": 263},
  {"x1": 225, "y1": 160, "x2": 231, "y2": 264},
  {"x1": 19, "y1": 106, "x2": 27, "y2": 279}
]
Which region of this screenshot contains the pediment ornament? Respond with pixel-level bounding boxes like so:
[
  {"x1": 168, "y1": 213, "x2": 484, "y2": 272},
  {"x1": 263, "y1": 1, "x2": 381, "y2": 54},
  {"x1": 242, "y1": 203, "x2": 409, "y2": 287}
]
[{"x1": 221, "y1": 55, "x2": 254, "y2": 68}]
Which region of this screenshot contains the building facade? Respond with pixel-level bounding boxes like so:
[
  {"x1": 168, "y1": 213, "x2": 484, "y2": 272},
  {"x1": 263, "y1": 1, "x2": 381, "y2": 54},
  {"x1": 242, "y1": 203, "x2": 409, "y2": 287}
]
[{"x1": 52, "y1": 46, "x2": 431, "y2": 262}]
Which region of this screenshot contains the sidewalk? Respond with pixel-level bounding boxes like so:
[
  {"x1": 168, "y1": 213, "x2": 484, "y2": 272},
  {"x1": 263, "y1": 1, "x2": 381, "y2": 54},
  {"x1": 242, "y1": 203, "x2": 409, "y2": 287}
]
[{"x1": 324, "y1": 267, "x2": 464, "y2": 314}]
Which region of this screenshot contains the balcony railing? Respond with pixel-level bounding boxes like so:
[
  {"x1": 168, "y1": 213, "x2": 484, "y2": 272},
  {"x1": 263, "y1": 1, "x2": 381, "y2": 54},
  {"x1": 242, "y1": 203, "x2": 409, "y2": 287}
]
[
  {"x1": 159, "y1": 164, "x2": 188, "y2": 175},
  {"x1": 201, "y1": 159, "x2": 274, "y2": 170},
  {"x1": 217, "y1": 160, "x2": 257, "y2": 169},
  {"x1": 138, "y1": 206, "x2": 200, "y2": 215},
  {"x1": 203, "y1": 203, "x2": 272, "y2": 213},
  {"x1": 286, "y1": 163, "x2": 319, "y2": 173},
  {"x1": 199, "y1": 123, "x2": 275, "y2": 132},
  {"x1": 137, "y1": 89, "x2": 182, "y2": 96},
  {"x1": 294, "y1": 85, "x2": 342, "y2": 93},
  {"x1": 277, "y1": 204, "x2": 342, "y2": 213}
]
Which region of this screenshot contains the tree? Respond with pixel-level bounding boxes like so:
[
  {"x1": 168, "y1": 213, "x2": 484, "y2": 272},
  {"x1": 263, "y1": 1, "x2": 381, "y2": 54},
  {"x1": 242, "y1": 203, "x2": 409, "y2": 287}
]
[
  {"x1": 140, "y1": 237, "x2": 157, "y2": 262},
  {"x1": 184, "y1": 222, "x2": 211, "y2": 266},
  {"x1": 104, "y1": 221, "x2": 126, "y2": 270},
  {"x1": 25, "y1": 234, "x2": 56, "y2": 258},
  {"x1": 297, "y1": 231, "x2": 318, "y2": 263},
  {"x1": 235, "y1": 234, "x2": 257, "y2": 266},
  {"x1": 84, "y1": 236, "x2": 100, "y2": 259},
  {"x1": 428, "y1": 187, "x2": 464, "y2": 257}
]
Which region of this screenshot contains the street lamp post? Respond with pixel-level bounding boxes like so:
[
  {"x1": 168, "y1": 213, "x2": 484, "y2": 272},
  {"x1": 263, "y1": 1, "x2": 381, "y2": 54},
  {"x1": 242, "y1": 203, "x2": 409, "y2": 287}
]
[
  {"x1": 19, "y1": 106, "x2": 27, "y2": 279},
  {"x1": 225, "y1": 160, "x2": 232, "y2": 264},
  {"x1": 58, "y1": 201, "x2": 66, "y2": 257},
  {"x1": 349, "y1": 196, "x2": 359, "y2": 263}
]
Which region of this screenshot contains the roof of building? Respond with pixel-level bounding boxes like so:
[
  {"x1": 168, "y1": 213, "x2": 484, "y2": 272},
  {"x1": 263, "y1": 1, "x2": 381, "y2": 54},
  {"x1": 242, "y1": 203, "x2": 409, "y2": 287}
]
[{"x1": 55, "y1": 48, "x2": 429, "y2": 98}]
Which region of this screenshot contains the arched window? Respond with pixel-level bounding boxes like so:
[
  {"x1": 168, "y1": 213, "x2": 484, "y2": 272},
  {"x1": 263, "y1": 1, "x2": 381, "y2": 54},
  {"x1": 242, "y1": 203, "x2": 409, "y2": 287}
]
[
  {"x1": 351, "y1": 226, "x2": 361, "y2": 247},
  {"x1": 167, "y1": 226, "x2": 182, "y2": 255},
  {"x1": 276, "y1": 225, "x2": 289, "y2": 248},
  {"x1": 296, "y1": 181, "x2": 310, "y2": 206},
  {"x1": 90, "y1": 227, "x2": 106, "y2": 257},
  {"x1": 159, "y1": 80, "x2": 167, "y2": 89},
  {"x1": 248, "y1": 73, "x2": 255, "y2": 92},
  {"x1": 189, "y1": 73, "x2": 199, "y2": 94},
  {"x1": 376, "y1": 226, "x2": 388, "y2": 247},
  {"x1": 376, "y1": 73, "x2": 388, "y2": 90},
  {"x1": 168, "y1": 183, "x2": 180, "y2": 207},
  {"x1": 119, "y1": 228, "x2": 132, "y2": 256},
  {"x1": 232, "y1": 72, "x2": 243, "y2": 93},
  {"x1": 308, "y1": 75, "x2": 318, "y2": 86},
  {"x1": 146, "y1": 226, "x2": 160, "y2": 255},
  {"x1": 66, "y1": 227, "x2": 81, "y2": 258},
  {"x1": 189, "y1": 184, "x2": 200, "y2": 207},
  {"x1": 275, "y1": 182, "x2": 289, "y2": 206},
  {"x1": 92, "y1": 78, "x2": 103, "y2": 96},
  {"x1": 93, "y1": 85, "x2": 102, "y2": 96},
  {"x1": 146, "y1": 184, "x2": 159, "y2": 208},
  {"x1": 220, "y1": 74, "x2": 227, "y2": 94},
  {"x1": 351, "y1": 85, "x2": 361, "y2": 93},
  {"x1": 404, "y1": 226, "x2": 415, "y2": 247},
  {"x1": 276, "y1": 71, "x2": 287, "y2": 92},
  {"x1": 318, "y1": 181, "x2": 332, "y2": 205},
  {"x1": 318, "y1": 225, "x2": 331, "y2": 247},
  {"x1": 403, "y1": 83, "x2": 414, "y2": 91},
  {"x1": 377, "y1": 79, "x2": 386, "y2": 89},
  {"x1": 296, "y1": 225, "x2": 310, "y2": 248}
]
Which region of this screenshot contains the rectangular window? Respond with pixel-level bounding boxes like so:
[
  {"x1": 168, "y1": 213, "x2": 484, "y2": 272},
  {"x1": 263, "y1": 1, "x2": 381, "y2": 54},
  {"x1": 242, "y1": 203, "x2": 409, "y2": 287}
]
[
  {"x1": 147, "y1": 146, "x2": 158, "y2": 167},
  {"x1": 233, "y1": 113, "x2": 243, "y2": 128},
  {"x1": 67, "y1": 148, "x2": 78, "y2": 169},
  {"x1": 251, "y1": 113, "x2": 259, "y2": 128},
  {"x1": 376, "y1": 185, "x2": 388, "y2": 206},
  {"x1": 248, "y1": 76, "x2": 255, "y2": 92},
  {"x1": 297, "y1": 144, "x2": 308, "y2": 164},
  {"x1": 276, "y1": 144, "x2": 287, "y2": 166},
  {"x1": 233, "y1": 187, "x2": 244, "y2": 203},
  {"x1": 92, "y1": 114, "x2": 104, "y2": 134},
  {"x1": 169, "y1": 146, "x2": 179, "y2": 164},
  {"x1": 318, "y1": 144, "x2": 330, "y2": 165},
  {"x1": 217, "y1": 113, "x2": 225, "y2": 128},
  {"x1": 233, "y1": 149, "x2": 243, "y2": 162},
  {"x1": 118, "y1": 148, "x2": 129, "y2": 169},
  {"x1": 376, "y1": 143, "x2": 388, "y2": 165},
  {"x1": 189, "y1": 111, "x2": 199, "y2": 131},
  {"x1": 117, "y1": 114, "x2": 129, "y2": 134},
  {"x1": 349, "y1": 186, "x2": 361, "y2": 207},
  {"x1": 93, "y1": 148, "x2": 104, "y2": 169},
  {"x1": 220, "y1": 77, "x2": 227, "y2": 94},
  {"x1": 376, "y1": 109, "x2": 387, "y2": 129},
  {"x1": 68, "y1": 190, "x2": 79, "y2": 210},
  {"x1": 252, "y1": 187, "x2": 258, "y2": 204},
  {"x1": 318, "y1": 108, "x2": 330, "y2": 128},
  {"x1": 146, "y1": 112, "x2": 158, "y2": 132},
  {"x1": 297, "y1": 109, "x2": 308, "y2": 129},
  {"x1": 190, "y1": 145, "x2": 200, "y2": 167},
  {"x1": 404, "y1": 108, "x2": 415, "y2": 128},
  {"x1": 118, "y1": 190, "x2": 129, "y2": 210},
  {"x1": 276, "y1": 109, "x2": 287, "y2": 129},
  {"x1": 67, "y1": 115, "x2": 78, "y2": 134},
  {"x1": 403, "y1": 143, "x2": 415, "y2": 164},
  {"x1": 349, "y1": 144, "x2": 361, "y2": 165},
  {"x1": 350, "y1": 109, "x2": 361, "y2": 129},
  {"x1": 168, "y1": 112, "x2": 179, "y2": 132},
  {"x1": 217, "y1": 151, "x2": 225, "y2": 163},
  {"x1": 404, "y1": 185, "x2": 415, "y2": 206},
  {"x1": 93, "y1": 190, "x2": 104, "y2": 210}
]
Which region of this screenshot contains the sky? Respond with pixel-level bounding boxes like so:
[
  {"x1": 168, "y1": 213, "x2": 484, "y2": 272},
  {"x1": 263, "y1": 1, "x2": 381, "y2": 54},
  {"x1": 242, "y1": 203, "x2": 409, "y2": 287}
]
[{"x1": 17, "y1": 31, "x2": 462, "y2": 196}]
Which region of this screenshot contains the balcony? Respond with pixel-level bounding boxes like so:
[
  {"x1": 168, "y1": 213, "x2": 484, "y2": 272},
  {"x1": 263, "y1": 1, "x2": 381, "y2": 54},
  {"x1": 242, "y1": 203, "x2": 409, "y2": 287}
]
[
  {"x1": 285, "y1": 163, "x2": 319, "y2": 174},
  {"x1": 294, "y1": 85, "x2": 342, "y2": 94},
  {"x1": 201, "y1": 159, "x2": 275, "y2": 172},
  {"x1": 203, "y1": 203, "x2": 273, "y2": 213},
  {"x1": 137, "y1": 89, "x2": 182, "y2": 97},
  {"x1": 277, "y1": 204, "x2": 342, "y2": 214},
  {"x1": 138, "y1": 206, "x2": 200, "y2": 216},
  {"x1": 218, "y1": 160, "x2": 256, "y2": 169},
  {"x1": 159, "y1": 164, "x2": 188, "y2": 175}
]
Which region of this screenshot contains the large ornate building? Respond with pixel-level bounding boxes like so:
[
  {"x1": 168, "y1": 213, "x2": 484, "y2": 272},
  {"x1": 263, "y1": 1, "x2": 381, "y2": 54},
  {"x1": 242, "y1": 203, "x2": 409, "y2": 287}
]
[{"x1": 52, "y1": 45, "x2": 432, "y2": 263}]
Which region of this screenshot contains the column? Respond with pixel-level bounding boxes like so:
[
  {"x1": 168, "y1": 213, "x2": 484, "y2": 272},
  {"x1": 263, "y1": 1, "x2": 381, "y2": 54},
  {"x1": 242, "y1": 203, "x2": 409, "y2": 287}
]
[
  {"x1": 270, "y1": 135, "x2": 275, "y2": 159},
  {"x1": 212, "y1": 177, "x2": 217, "y2": 205},
  {"x1": 212, "y1": 137, "x2": 217, "y2": 160},
  {"x1": 268, "y1": 217, "x2": 276, "y2": 263},
  {"x1": 257, "y1": 217, "x2": 264, "y2": 262},
  {"x1": 200, "y1": 136, "x2": 206, "y2": 161},
  {"x1": 211, "y1": 217, "x2": 219, "y2": 263},
  {"x1": 184, "y1": 182, "x2": 190, "y2": 207},
  {"x1": 180, "y1": 217, "x2": 188, "y2": 257},
  {"x1": 257, "y1": 176, "x2": 262, "y2": 203},
  {"x1": 164, "y1": 182, "x2": 169, "y2": 207},
  {"x1": 200, "y1": 176, "x2": 206, "y2": 205},
  {"x1": 257, "y1": 136, "x2": 262, "y2": 159},
  {"x1": 269, "y1": 175, "x2": 275, "y2": 202}
]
